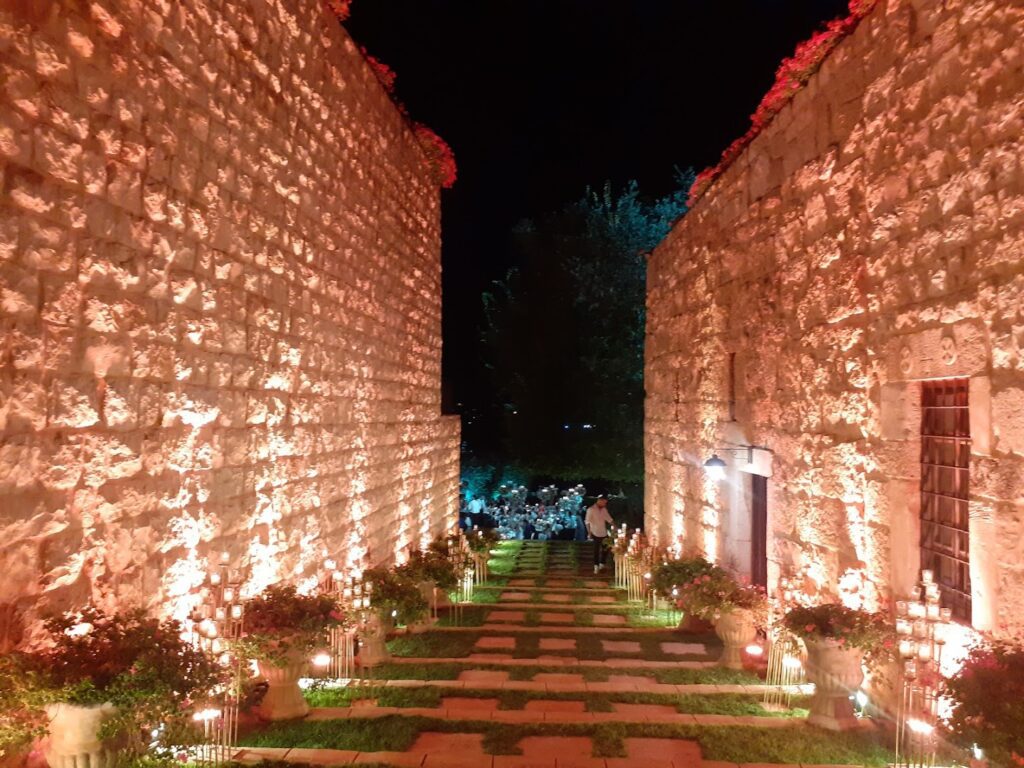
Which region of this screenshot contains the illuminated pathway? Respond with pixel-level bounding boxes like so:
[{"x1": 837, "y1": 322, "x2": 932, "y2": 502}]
[{"x1": 234, "y1": 541, "x2": 884, "y2": 767}]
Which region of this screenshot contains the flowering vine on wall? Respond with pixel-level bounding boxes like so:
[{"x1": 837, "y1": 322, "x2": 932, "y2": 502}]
[
  {"x1": 325, "y1": 4, "x2": 458, "y2": 189},
  {"x1": 687, "y1": 0, "x2": 880, "y2": 207},
  {"x1": 414, "y1": 124, "x2": 458, "y2": 189},
  {"x1": 324, "y1": 0, "x2": 352, "y2": 22}
]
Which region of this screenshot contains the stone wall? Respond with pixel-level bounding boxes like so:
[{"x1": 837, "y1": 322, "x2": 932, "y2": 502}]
[
  {"x1": 0, "y1": 0, "x2": 459, "y2": 643},
  {"x1": 645, "y1": 0, "x2": 1024, "y2": 635}
]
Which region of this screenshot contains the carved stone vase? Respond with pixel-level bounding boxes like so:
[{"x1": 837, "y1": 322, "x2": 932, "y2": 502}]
[
  {"x1": 803, "y1": 637, "x2": 865, "y2": 731},
  {"x1": 358, "y1": 614, "x2": 392, "y2": 667},
  {"x1": 714, "y1": 608, "x2": 757, "y2": 669},
  {"x1": 44, "y1": 702, "x2": 117, "y2": 768},
  {"x1": 256, "y1": 650, "x2": 310, "y2": 721}
]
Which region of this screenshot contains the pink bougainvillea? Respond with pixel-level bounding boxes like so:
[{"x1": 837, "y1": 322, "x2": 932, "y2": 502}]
[
  {"x1": 687, "y1": 0, "x2": 880, "y2": 208},
  {"x1": 324, "y1": 0, "x2": 352, "y2": 22},
  {"x1": 414, "y1": 123, "x2": 458, "y2": 189},
  {"x1": 360, "y1": 46, "x2": 397, "y2": 93}
]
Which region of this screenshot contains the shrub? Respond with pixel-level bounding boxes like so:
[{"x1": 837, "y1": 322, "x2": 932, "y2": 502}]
[
  {"x1": 236, "y1": 585, "x2": 344, "y2": 667},
  {"x1": 942, "y1": 638, "x2": 1024, "y2": 766},
  {"x1": 465, "y1": 527, "x2": 501, "y2": 555},
  {"x1": 0, "y1": 608, "x2": 224, "y2": 755},
  {"x1": 782, "y1": 603, "x2": 892, "y2": 655},
  {"x1": 400, "y1": 549, "x2": 458, "y2": 591},
  {"x1": 363, "y1": 567, "x2": 429, "y2": 626}
]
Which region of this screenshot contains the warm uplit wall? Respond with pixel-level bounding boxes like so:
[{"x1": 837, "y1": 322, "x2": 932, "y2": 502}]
[
  {"x1": 645, "y1": 0, "x2": 1023, "y2": 636},
  {"x1": 0, "y1": 0, "x2": 459, "y2": 644}
]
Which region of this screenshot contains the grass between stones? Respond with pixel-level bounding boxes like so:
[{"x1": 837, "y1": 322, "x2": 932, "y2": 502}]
[
  {"x1": 386, "y1": 629, "x2": 717, "y2": 662},
  {"x1": 305, "y1": 683, "x2": 810, "y2": 717},
  {"x1": 355, "y1": 661, "x2": 761, "y2": 685},
  {"x1": 241, "y1": 715, "x2": 894, "y2": 765}
]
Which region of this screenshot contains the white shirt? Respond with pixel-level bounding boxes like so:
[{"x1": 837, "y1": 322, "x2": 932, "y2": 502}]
[
  {"x1": 585, "y1": 504, "x2": 613, "y2": 537},
  {"x1": 468, "y1": 498, "x2": 486, "y2": 515}
]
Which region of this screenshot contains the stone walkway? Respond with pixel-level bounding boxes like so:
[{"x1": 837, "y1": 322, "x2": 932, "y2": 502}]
[{"x1": 234, "y1": 541, "x2": 864, "y2": 768}]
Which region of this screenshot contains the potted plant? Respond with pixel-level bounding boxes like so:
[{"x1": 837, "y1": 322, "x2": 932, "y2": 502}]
[
  {"x1": 942, "y1": 638, "x2": 1024, "y2": 766},
  {"x1": 359, "y1": 567, "x2": 429, "y2": 666},
  {"x1": 783, "y1": 603, "x2": 892, "y2": 731},
  {"x1": 0, "y1": 607, "x2": 222, "y2": 768},
  {"x1": 399, "y1": 548, "x2": 458, "y2": 632},
  {"x1": 677, "y1": 566, "x2": 767, "y2": 669},
  {"x1": 650, "y1": 556, "x2": 716, "y2": 631},
  {"x1": 465, "y1": 528, "x2": 500, "y2": 556},
  {"x1": 236, "y1": 585, "x2": 343, "y2": 721}
]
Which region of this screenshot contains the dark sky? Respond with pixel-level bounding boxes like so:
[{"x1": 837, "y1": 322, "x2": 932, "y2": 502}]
[{"x1": 345, "y1": 1, "x2": 849, "y2": 410}]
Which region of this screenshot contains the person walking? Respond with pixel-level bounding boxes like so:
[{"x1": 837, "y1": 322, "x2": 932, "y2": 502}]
[{"x1": 585, "y1": 496, "x2": 614, "y2": 573}]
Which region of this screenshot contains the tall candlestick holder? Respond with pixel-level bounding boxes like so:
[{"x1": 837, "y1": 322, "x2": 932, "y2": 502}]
[
  {"x1": 189, "y1": 552, "x2": 247, "y2": 767},
  {"x1": 469, "y1": 526, "x2": 490, "y2": 585},
  {"x1": 762, "y1": 572, "x2": 809, "y2": 711},
  {"x1": 315, "y1": 557, "x2": 357, "y2": 681},
  {"x1": 894, "y1": 570, "x2": 950, "y2": 768}
]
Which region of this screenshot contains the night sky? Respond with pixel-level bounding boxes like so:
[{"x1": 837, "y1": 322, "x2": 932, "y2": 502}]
[{"x1": 345, "y1": 1, "x2": 849, "y2": 413}]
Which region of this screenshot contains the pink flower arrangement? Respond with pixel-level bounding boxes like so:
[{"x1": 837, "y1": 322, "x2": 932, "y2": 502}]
[{"x1": 687, "y1": 0, "x2": 881, "y2": 208}]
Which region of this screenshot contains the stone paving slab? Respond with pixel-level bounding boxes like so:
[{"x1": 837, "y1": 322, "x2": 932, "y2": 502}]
[
  {"x1": 601, "y1": 640, "x2": 641, "y2": 653},
  {"x1": 533, "y1": 672, "x2": 586, "y2": 684},
  {"x1": 519, "y1": 736, "x2": 592, "y2": 763},
  {"x1": 592, "y1": 614, "x2": 627, "y2": 626},
  {"x1": 476, "y1": 636, "x2": 517, "y2": 650},
  {"x1": 390, "y1": 656, "x2": 714, "y2": 670},
  {"x1": 488, "y1": 610, "x2": 528, "y2": 622},
  {"x1": 540, "y1": 593, "x2": 571, "y2": 602},
  {"x1": 660, "y1": 642, "x2": 707, "y2": 655},
  {"x1": 458, "y1": 669, "x2": 509, "y2": 684},
  {"x1": 538, "y1": 638, "x2": 576, "y2": 651},
  {"x1": 284, "y1": 748, "x2": 358, "y2": 765},
  {"x1": 588, "y1": 595, "x2": 618, "y2": 604},
  {"x1": 500, "y1": 592, "x2": 532, "y2": 601},
  {"x1": 538, "y1": 612, "x2": 575, "y2": 623}
]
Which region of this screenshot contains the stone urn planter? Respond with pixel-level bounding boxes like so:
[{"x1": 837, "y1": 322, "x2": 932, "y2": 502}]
[
  {"x1": 714, "y1": 608, "x2": 757, "y2": 669},
  {"x1": 408, "y1": 581, "x2": 439, "y2": 634},
  {"x1": 256, "y1": 652, "x2": 309, "y2": 721},
  {"x1": 358, "y1": 615, "x2": 392, "y2": 667},
  {"x1": 44, "y1": 702, "x2": 117, "y2": 768},
  {"x1": 803, "y1": 637, "x2": 864, "y2": 731}
]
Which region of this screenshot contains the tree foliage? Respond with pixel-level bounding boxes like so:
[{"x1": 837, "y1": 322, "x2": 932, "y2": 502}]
[{"x1": 480, "y1": 171, "x2": 692, "y2": 484}]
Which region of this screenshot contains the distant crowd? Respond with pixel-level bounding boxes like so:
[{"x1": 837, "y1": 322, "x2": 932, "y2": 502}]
[{"x1": 460, "y1": 484, "x2": 589, "y2": 541}]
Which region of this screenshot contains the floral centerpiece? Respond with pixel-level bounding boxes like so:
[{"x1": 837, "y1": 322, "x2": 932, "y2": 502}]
[
  {"x1": 650, "y1": 556, "x2": 715, "y2": 600},
  {"x1": 782, "y1": 603, "x2": 893, "y2": 731},
  {"x1": 677, "y1": 566, "x2": 766, "y2": 668},
  {"x1": 651, "y1": 556, "x2": 717, "y2": 631},
  {"x1": 942, "y1": 638, "x2": 1024, "y2": 766},
  {"x1": 237, "y1": 585, "x2": 343, "y2": 721},
  {"x1": 0, "y1": 608, "x2": 223, "y2": 766}
]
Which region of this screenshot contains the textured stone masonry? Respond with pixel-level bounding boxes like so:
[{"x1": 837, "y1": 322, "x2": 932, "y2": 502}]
[
  {"x1": 0, "y1": 0, "x2": 459, "y2": 642},
  {"x1": 645, "y1": 0, "x2": 1024, "y2": 635}
]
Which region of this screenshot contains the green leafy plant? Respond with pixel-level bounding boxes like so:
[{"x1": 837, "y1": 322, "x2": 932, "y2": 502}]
[
  {"x1": 236, "y1": 585, "x2": 344, "y2": 667},
  {"x1": 465, "y1": 528, "x2": 501, "y2": 555},
  {"x1": 400, "y1": 549, "x2": 458, "y2": 591},
  {"x1": 650, "y1": 556, "x2": 715, "y2": 600},
  {"x1": 363, "y1": 567, "x2": 429, "y2": 626},
  {"x1": 0, "y1": 608, "x2": 224, "y2": 757},
  {"x1": 941, "y1": 638, "x2": 1024, "y2": 766},
  {"x1": 676, "y1": 566, "x2": 767, "y2": 623}
]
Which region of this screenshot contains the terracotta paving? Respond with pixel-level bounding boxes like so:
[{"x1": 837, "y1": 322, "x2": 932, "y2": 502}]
[
  {"x1": 601, "y1": 639, "x2": 641, "y2": 654},
  {"x1": 475, "y1": 636, "x2": 517, "y2": 650},
  {"x1": 250, "y1": 542, "x2": 826, "y2": 768},
  {"x1": 538, "y1": 637, "x2": 577, "y2": 651},
  {"x1": 661, "y1": 641, "x2": 707, "y2": 655},
  {"x1": 500, "y1": 591, "x2": 532, "y2": 601},
  {"x1": 538, "y1": 612, "x2": 574, "y2": 624},
  {"x1": 540, "y1": 592, "x2": 571, "y2": 602}
]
